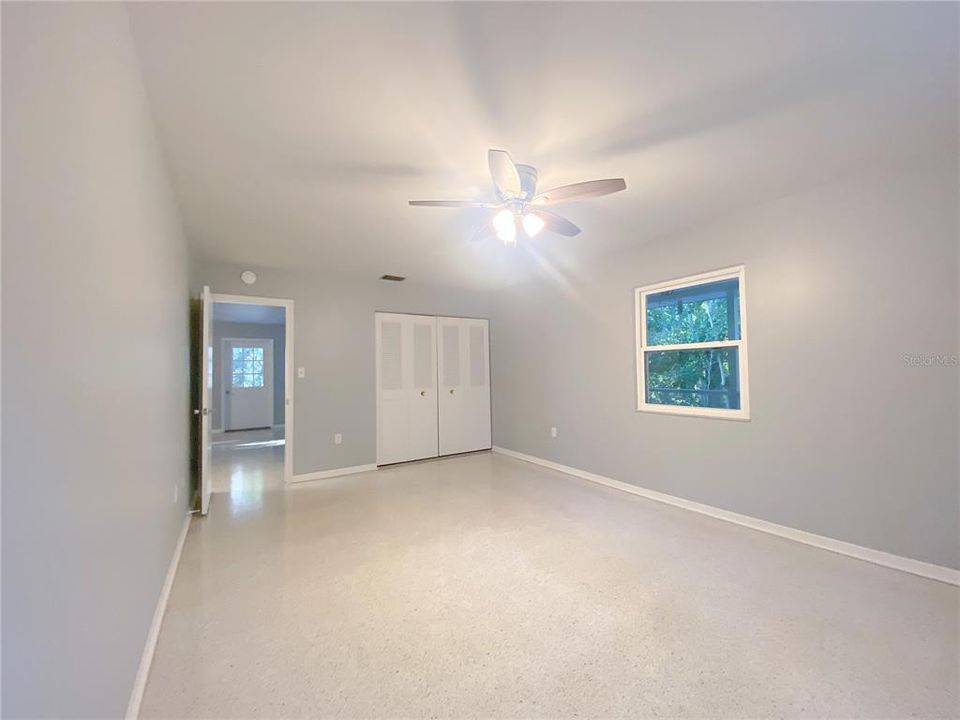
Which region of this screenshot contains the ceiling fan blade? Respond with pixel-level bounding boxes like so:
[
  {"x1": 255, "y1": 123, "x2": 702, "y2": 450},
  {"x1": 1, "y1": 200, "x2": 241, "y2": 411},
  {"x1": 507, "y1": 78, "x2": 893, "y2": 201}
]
[
  {"x1": 488, "y1": 149, "x2": 522, "y2": 200},
  {"x1": 409, "y1": 200, "x2": 494, "y2": 208},
  {"x1": 536, "y1": 210, "x2": 582, "y2": 237},
  {"x1": 531, "y1": 178, "x2": 626, "y2": 206}
]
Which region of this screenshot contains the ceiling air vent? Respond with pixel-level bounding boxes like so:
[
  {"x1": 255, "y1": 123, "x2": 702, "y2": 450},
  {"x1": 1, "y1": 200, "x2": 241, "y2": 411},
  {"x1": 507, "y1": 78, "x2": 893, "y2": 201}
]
[{"x1": 380, "y1": 274, "x2": 406, "y2": 282}]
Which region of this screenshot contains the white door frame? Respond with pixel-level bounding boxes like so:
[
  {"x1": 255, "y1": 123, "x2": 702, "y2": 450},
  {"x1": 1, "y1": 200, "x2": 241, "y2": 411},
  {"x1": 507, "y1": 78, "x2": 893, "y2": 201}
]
[
  {"x1": 221, "y1": 337, "x2": 275, "y2": 431},
  {"x1": 210, "y1": 293, "x2": 294, "y2": 483}
]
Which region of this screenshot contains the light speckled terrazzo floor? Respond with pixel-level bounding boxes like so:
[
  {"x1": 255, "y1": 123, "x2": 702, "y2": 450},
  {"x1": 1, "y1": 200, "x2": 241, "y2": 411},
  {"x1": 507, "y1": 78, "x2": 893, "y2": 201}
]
[{"x1": 140, "y1": 449, "x2": 958, "y2": 719}]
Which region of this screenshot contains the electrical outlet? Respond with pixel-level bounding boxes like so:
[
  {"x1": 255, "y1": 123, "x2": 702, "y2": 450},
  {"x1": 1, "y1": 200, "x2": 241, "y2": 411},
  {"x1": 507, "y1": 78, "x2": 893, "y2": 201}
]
[
  {"x1": 297, "y1": 367, "x2": 306, "y2": 379},
  {"x1": 551, "y1": 427, "x2": 558, "y2": 438},
  {"x1": 334, "y1": 433, "x2": 342, "y2": 445}
]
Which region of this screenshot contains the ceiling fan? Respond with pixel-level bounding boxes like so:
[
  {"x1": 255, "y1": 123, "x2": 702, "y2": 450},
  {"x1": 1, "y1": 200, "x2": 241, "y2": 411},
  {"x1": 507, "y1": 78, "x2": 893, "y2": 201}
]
[{"x1": 409, "y1": 150, "x2": 627, "y2": 244}]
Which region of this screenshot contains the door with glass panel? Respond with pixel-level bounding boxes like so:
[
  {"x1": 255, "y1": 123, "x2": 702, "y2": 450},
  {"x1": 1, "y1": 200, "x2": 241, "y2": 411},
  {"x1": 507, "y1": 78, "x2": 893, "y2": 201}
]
[
  {"x1": 376, "y1": 313, "x2": 439, "y2": 465},
  {"x1": 223, "y1": 338, "x2": 274, "y2": 430}
]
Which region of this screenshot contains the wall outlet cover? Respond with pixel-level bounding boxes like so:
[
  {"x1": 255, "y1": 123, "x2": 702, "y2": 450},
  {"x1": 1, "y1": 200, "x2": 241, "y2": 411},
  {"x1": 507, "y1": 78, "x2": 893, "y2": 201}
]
[
  {"x1": 551, "y1": 427, "x2": 558, "y2": 438},
  {"x1": 334, "y1": 433, "x2": 342, "y2": 445},
  {"x1": 297, "y1": 367, "x2": 306, "y2": 379}
]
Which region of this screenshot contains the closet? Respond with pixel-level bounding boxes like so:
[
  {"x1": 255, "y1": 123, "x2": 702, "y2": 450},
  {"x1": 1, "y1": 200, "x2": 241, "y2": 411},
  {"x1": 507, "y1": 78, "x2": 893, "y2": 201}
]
[{"x1": 376, "y1": 313, "x2": 490, "y2": 466}]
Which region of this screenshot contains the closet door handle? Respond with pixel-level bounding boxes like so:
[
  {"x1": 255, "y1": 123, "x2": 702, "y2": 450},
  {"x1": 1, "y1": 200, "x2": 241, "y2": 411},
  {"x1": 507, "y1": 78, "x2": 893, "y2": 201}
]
[
  {"x1": 420, "y1": 390, "x2": 426, "y2": 397},
  {"x1": 449, "y1": 388, "x2": 455, "y2": 395}
]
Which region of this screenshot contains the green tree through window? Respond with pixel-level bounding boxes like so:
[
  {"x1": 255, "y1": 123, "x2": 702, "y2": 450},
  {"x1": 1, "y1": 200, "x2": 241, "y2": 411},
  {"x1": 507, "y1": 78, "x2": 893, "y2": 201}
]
[
  {"x1": 231, "y1": 346, "x2": 265, "y2": 388},
  {"x1": 637, "y1": 270, "x2": 749, "y2": 418}
]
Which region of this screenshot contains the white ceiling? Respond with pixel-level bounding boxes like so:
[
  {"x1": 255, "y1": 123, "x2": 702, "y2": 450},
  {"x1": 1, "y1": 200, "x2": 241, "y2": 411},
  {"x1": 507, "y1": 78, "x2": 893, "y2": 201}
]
[
  {"x1": 129, "y1": 2, "x2": 958, "y2": 289},
  {"x1": 212, "y1": 302, "x2": 285, "y2": 325}
]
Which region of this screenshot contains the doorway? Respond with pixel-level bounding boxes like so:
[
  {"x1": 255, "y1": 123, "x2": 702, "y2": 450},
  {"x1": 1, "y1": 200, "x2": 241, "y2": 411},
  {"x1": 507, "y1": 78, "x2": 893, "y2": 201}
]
[
  {"x1": 221, "y1": 337, "x2": 275, "y2": 431},
  {"x1": 197, "y1": 291, "x2": 294, "y2": 515}
]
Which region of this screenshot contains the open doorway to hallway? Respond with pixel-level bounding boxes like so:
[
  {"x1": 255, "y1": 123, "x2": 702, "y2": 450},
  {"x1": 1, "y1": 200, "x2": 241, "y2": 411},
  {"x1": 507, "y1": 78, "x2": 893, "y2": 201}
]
[{"x1": 208, "y1": 298, "x2": 291, "y2": 501}]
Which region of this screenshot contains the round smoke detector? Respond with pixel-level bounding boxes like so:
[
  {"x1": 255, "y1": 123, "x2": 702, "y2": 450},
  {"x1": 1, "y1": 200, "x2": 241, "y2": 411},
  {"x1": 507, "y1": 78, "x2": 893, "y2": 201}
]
[{"x1": 240, "y1": 270, "x2": 257, "y2": 285}]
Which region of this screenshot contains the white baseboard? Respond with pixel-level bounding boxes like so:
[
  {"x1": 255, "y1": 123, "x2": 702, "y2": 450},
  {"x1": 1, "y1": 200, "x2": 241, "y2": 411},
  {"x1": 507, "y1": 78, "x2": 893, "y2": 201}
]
[
  {"x1": 125, "y1": 513, "x2": 192, "y2": 719},
  {"x1": 290, "y1": 464, "x2": 377, "y2": 484},
  {"x1": 492, "y1": 446, "x2": 959, "y2": 586}
]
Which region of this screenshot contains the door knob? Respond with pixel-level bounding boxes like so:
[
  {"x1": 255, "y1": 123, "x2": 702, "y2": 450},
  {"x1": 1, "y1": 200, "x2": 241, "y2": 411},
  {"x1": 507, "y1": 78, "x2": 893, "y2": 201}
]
[
  {"x1": 449, "y1": 389, "x2": 455, "y2": 395},
  {"x1": 420, "y1": 390, "x2": 426, "y2": 397}
]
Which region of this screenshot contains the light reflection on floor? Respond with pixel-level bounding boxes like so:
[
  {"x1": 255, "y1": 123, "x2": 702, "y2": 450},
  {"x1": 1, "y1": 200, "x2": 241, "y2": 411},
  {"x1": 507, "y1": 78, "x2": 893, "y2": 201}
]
[{"x1": 210, "y1": 428, "x2": 285, "y2": 515}]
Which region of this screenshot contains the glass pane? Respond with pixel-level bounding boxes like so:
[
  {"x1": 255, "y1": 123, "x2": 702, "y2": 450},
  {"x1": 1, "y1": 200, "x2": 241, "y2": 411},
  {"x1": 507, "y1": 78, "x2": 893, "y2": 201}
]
[
  {"x1": 232, "y1": 373, "x2": 243, "y2": 387},
  {"x1": 252, "y1": 374, "x2": 264, "y2": 388},
  {"x1": 645, "y1": 347, "x2": 740, "y2": 409},
  {"x1": 252, "y1": 348, "x2": 263, "y2": 362},
  {"x1": 646, "y1": 277, "x2": 740, "y2": 346}
]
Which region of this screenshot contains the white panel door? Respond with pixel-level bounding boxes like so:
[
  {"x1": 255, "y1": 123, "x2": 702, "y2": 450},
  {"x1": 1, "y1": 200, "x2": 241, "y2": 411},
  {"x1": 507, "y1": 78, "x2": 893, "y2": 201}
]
[
  {"x1": 437, "y1": 318, "x2": 464, "y2": 455},
  {"x1": 464, "y1": 319, "x2": 492, "y2": 451},
  {"x1": 438, "y1": 317, "x2": 490, "y2": 455},
  {"x1": 199, "y1": 286, "x2": 213, "y2": 516},
  {"x1": 407, "y1": 316, "x2": 440, "y2": 460},
  {"x1": 223, "y1": 338, "x2": 274, "y2": 430},
  {"x1": 376, "y1": 313, "x2": 439, "y2": 465}
]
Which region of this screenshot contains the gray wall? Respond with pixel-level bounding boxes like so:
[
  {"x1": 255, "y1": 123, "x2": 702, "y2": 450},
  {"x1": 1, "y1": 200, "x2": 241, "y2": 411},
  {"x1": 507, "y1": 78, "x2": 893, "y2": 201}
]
[
  {"x1": 491, "y1": 158, "x2": 959, "y2": 569},
  {"x1": 212, "y1": 320, "x2": 286, "y2": 430},
  {"x1": 191, "y1": 262, "x2": 492, "y2": 475},
  {"x1": 2, "y1": 4, "x2": 191, "y2": 718}
]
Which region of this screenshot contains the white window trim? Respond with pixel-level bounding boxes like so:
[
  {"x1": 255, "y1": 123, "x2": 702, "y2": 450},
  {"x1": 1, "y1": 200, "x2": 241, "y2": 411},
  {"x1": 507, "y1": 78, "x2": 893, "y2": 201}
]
[{"x1": 635, "y1": 265, "x2": 750, "y2": 421}]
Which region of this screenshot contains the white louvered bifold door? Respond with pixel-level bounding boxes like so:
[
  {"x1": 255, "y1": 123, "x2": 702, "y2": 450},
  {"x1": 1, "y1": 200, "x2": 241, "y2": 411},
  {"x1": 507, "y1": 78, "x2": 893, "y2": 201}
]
[
  {"x1": 438, "y1": 317, "x2": 490, "y2": 456},
  {"x1": 407, "y1": 315, "x2": 440, "y2": 461},
  {"x1": 464, "y1": 319, "x2": 491, "y2": 451},
  {"x1": 437, "y1": 317, "x2": 464, "y2": 455},
  {"x1": 376, "y1": 313, "x2": 439, "y2": 465}
]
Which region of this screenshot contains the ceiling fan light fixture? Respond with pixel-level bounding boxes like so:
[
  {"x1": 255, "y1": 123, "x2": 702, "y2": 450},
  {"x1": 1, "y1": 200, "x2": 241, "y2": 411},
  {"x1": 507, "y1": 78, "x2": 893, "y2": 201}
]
[
  {"x1": 493, "y1": 209, "x2": 516, "y2": 244},
  {"x1": 408, "y1": 149, "x2": 625, "y2": 243},
  {"x1": 522, "y1": 212, "x2": 545, "y2": 237}
]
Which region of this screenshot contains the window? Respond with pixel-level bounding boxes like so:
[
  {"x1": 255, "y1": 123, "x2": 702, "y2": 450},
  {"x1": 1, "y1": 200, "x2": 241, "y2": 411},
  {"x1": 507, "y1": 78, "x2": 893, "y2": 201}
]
[
  {"x1": 231, "y1": 346, "x2": 265, "y2": 388},
  {"x1": 635, "y1": 266, "x2": 749, "y2": 420}
]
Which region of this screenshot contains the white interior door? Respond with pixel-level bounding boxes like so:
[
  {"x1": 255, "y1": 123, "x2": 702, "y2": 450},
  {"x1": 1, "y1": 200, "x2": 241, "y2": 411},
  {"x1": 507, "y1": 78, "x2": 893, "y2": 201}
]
[
  {"x1": 223, "y1": 338, "x2": 274, "y2": 430},
  {"x1": 408, "y1": 316, "x2": 440, "y2": 460},
  {"x1": 199, "y1": 286, "x2": 213, "y2": 516},
  {"x1": 438, "y1": 317, "x2": 491, "y2": 456},
  {"x1": 437, "y1": 318, "x2": 464, "y2": 455},
  {"x1": 464, "y1": 319, "x2": 492, "y2": 451},
  {"x1": 376, "y1": 313, "x2": 439, "y2": 465}
]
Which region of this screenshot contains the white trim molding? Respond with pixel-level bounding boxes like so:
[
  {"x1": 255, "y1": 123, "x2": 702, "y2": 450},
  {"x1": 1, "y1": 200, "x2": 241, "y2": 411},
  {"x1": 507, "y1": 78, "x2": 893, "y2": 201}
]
[
  {"x1": 290, "y1": 464, "x2": 377, "y2": 484},
  {"x1": 125, "y1": 514, "x2": 192, "y2": 719},
  {"x1": 492, "y1": 446, "x2": 959, "y2": 586}
]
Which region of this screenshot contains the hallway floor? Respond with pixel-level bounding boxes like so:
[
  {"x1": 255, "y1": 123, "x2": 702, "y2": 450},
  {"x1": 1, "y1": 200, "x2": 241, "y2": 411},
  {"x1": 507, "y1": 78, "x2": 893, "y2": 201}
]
[
  {"x1": 140, "y1": 451, "x2": 958, "y2": 718},
  {"x1": 210, "y1": 427, "x2": 285, "y2": 495}
]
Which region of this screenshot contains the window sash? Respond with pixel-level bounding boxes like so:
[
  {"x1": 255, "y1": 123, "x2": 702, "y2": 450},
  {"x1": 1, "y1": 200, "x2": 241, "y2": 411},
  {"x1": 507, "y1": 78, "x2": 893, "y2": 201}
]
[
  {"x1": 635, "y1": 266, "x2": 749, "y2": 420},
  {"x1": 230, "y1": 346, "x2": 266, "y2": 388}
]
